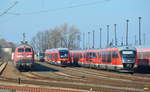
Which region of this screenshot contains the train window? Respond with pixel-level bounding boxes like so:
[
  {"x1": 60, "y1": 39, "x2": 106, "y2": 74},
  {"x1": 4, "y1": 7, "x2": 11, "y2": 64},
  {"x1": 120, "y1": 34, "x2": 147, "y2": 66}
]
[
  {"x1": 142, "y1": 52, "x2": 150, "y2": 59},
  {"x1": 70, "y1": 53, "x2": 72, "y2": 57},
  {"x1": 102, "y1": 52, "x2": 106, "y2": 63},
  {"x1": 101, "y1": 51, "x2": 111, "y2": 63},
  {"x1": 49, "y1": 54, "x2": 52, "y2": 59},
  {"x1": 86, "y1": 52, "x2": 97, "y2": 59},
  {"x1": 120, "y1": 51, "x2": 136, "y2": 58},
  {"x1": 18, "y1": 48, "x2": 24, "y2": 52},
  {"x1": 107, "y1": 52, "x2": 111, "y2": 63},
  {"x1": 25, "y1": 48, "x2": 31, "y2": 52},
  {"x1": 80, "y1": 53, "x2": 83, "y2": 58},
  {"x1": 86, "y1": 53, "x2": 89, "y2": 58},
  {"x1": 84, "y1": 53, "x2": 86, "y2": 58},
  {"x1": 98, "y1": 52, "x2": 102, "y2": 58},
  {"x1": 112, "y1": 51, "x2": 118, "y2": 58},
  {"x1": 54, "y1": 53, "x2": 58, "y2": 59},
  {"x1": 59, "y1": 50, "x2": 69, "y2": 58},
  {"x1": 92, "y1": 52, "x2": 97, "y2": 58}
]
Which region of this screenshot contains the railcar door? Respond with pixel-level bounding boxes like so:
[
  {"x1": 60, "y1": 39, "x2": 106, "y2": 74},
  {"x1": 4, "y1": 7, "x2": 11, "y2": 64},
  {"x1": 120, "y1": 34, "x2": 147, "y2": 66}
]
[{"x1": 111, "y1": 50, "x2": 119, "y2": 70}]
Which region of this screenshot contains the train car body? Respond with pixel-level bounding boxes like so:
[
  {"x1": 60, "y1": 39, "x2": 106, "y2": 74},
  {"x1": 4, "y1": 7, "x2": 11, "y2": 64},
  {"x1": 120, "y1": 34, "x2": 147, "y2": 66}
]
[
  {"x1": 13, "y1": 42, "x2": 34, "y2": 70},
  {"x1": 45, "y1": 48, "x2": 71, "y2": 66},
  {"x1": 70, "y1": 50, "x2": 85, "y2": 66},
  {"x1": 76, "y1": 46, "x2": 137, "y2": 72},
  {"x1": 136, "y1": 48, "x2": 150, "y2": 70}
]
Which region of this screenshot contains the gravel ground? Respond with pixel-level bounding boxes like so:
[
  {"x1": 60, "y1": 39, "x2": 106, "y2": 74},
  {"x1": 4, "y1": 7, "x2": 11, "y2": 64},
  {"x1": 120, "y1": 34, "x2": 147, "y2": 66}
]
[{"x1": 0, "y1": 61, "x2": 149, "y2": 92}]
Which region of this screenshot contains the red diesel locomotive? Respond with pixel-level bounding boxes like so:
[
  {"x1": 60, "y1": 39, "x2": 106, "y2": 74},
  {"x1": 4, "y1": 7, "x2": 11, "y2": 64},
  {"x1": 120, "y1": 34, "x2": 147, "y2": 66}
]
[
  {"x1": 45, "y1": 48, "x2": 71, "y2": 66},
  {"x1": 13, "y1": 42, "x2": 34, "y2": 70}
]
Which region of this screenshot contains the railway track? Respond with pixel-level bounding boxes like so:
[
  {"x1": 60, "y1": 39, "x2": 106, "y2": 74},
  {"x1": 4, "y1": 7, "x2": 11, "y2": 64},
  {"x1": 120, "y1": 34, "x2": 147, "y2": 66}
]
[
  {"x1": 37, "y1": 62, "x2": 150, "y2": 89},
  {"x1": 0, "y1": 61, "x2": 149, "y2": 92},
  {"x1": 41, "y1": 62, "x2": 150, "y2": 82},
  {"x1": 0, "y1": 62, "x2": 7, "y2": 75},
  {"x1": 67, "y1": 66, "x2": 150, "y2": 82}
]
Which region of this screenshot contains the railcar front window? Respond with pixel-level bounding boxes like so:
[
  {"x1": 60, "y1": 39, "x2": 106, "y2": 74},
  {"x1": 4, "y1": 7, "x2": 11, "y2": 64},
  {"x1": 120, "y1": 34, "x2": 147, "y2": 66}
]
[
  {"x1": 59, "y1": 50, "x2": 69, "y2": 58},
  {"x1": 120, "y1": 51, "x2": 136, "y2": 58},
  {"x1": 39, "y1": 53, "x2": 45, "y2": 57},
  {"x1": 18, "y1": 48, "x2": 24, "y2": 52}
]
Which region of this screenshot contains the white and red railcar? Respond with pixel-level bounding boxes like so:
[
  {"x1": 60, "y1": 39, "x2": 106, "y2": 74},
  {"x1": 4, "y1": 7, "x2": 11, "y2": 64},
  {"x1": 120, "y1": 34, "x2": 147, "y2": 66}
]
[
  {"x1": 45, "y1": 48, "x2": 71, "y2": 66},
  {"x1": 70, "y1": 46, "x2": 137, "y2": 72},
  {"x1": 70, "y1": 50, "x2": 85, "y2": 66}
]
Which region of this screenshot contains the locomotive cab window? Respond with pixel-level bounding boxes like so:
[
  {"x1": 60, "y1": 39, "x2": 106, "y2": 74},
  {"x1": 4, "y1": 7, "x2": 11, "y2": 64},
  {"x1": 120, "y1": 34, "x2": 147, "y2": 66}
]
[
  {"x1": 18, "y1": 48, "x2": 24, "y2": 52},
  {"x1": 25, "y1": 48, "x2": 32, "y2": 52}
]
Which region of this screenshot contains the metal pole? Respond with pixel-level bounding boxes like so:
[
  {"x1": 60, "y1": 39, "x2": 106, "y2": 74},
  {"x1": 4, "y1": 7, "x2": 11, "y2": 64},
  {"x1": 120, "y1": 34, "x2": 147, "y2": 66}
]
[
  {"x1": 121, "y1": 36, "x2": 123, "y2": 46},
  {"x1": 100, "y1": 28, "x2": 102, "y2": 48},
  {"x1": 23, "y1": 32, "x2": 25, "y2": 42},
  {"x1": 114, "y1": 24, "x2": 117, "y2": 46},
  {"x1": 135, "y1": 35, "x2": 137, "y2": 46},
  {"x1": 107, "y1": 25, "x2": 109, "y2": 47},
  {"x1": 126, "y1": 19, "x2": 129, "y2": 46},
  {"x1": 77, "y1": 35, "x2": 80, "y2": 49},
  {"x1": 83, "y1": 32, "x2": 85, "y2": 49},
  {"x1": 143, "y1": 33, "x2": 145, "y2": 45},
  {"x1": 88, "y1": 32, "x2": 90, "y2": 49},
  {"x1": 92, "y1": 30, "x2": 95, "y2": 48},
  {"x1": 139, "y1": 17, "x2": 142, "y2": 45}
]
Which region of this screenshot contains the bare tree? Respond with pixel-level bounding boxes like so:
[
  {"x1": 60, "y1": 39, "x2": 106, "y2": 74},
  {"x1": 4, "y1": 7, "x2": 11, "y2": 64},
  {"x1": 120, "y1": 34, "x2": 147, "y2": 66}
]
[{"x1": 31, "y1": 24, "x2": 80, "y2": 52}]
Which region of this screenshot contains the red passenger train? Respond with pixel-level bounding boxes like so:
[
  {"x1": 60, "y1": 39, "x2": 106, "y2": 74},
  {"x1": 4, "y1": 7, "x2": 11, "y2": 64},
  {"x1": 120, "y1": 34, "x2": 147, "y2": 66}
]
[
  {"x1": 70, "y1": 50, "x2": 85, "y2": 66},
  {"x1": 45, "y1": 48, "x2": 71, "y2": 66},
  {"x1": 136, "y1": 47, "x2": 150, "y2": 70},
  {"x1": 70, "y1": 46, "x2": 137, "y2": 72},
  {"x1": 13, "y1": 41, "x2": 34, "y2": 70}
]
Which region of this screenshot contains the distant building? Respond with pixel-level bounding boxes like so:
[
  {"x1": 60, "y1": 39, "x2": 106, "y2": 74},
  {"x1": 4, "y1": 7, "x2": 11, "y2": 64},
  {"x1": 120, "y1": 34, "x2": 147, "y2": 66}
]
[
  {"x1": 1, "y1": 47, "x2": 12, "y2": 55},
  {"x1": 0, "y1": 40, "x2": 16, "y2": 60}
]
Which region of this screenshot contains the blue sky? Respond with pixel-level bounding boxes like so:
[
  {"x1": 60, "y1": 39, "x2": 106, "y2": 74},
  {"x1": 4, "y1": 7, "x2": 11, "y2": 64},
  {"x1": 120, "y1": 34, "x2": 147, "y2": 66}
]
[{"x1": 0, "y1": 0, "x2": 150, "y2": 48}]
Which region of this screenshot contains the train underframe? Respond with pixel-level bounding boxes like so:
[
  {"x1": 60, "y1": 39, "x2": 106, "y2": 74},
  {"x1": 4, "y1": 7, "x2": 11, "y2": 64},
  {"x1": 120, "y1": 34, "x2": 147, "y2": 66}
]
[
  {"x1": 48, "y1": 60, "x2": 71, "y2": 66},
  {"x1": 78, "y1": 62, "x2": 135, "y2": 73},
  {"x1": 14, "y1": 60, "x2": 34, "y2": 70}
]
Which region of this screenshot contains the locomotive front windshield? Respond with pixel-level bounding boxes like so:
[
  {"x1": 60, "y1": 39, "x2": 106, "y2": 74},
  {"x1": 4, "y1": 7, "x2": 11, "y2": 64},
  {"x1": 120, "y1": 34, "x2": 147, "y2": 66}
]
[
  {"x1": 18, "y1": 48, "x2": 24, "y2": 52},
  {"x1": 59, "y1": 50, "x2": 69, "y2": 58},
  {"x1": 25, "y1": 48, "x2": 32, "y2": 52}
]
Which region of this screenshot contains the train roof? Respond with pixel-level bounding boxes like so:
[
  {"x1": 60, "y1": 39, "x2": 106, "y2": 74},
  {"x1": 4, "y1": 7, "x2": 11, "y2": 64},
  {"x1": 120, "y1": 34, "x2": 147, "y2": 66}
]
[
  {"x1": 80, "y1": 46, "x2": 136, "y2": 51},
  {"x1": 16, "y1": 43, "x2": 32, "y2": 48},
  {"x1": 117, "y1": 46, "x2": 136, "y2": 51},
  {"x1": 135, "y1": 45, "x2": 150, "y2": 49},
  {"x1": 45, "y1": 48, "x2": 69, "y2": 52}
]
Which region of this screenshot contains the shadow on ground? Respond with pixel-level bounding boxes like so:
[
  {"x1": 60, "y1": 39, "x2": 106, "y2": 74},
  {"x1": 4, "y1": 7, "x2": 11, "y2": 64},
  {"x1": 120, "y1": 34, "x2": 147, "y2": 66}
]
[{"x1": 20, "y1": 62, "x2": 59, "y2": 72}]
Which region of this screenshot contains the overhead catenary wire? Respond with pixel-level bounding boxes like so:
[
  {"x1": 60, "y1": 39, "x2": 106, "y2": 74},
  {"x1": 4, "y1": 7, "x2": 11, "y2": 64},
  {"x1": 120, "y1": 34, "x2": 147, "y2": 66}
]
[
  {"x1": 0, "y1": 1, "x2": 18, "y2": 16},
  {"x1": 8, "y1": 0, "x2": 110, "y2": 15}
]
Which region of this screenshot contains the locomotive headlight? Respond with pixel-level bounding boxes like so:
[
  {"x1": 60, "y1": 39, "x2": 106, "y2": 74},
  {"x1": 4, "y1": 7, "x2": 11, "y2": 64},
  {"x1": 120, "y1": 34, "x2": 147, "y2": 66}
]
[
  {"x1": 26, "y1": 55, "x2": 32, "y2": 57},
  {"x1": 17, "y1": 55, "x2": 24, "y2": 57}
]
